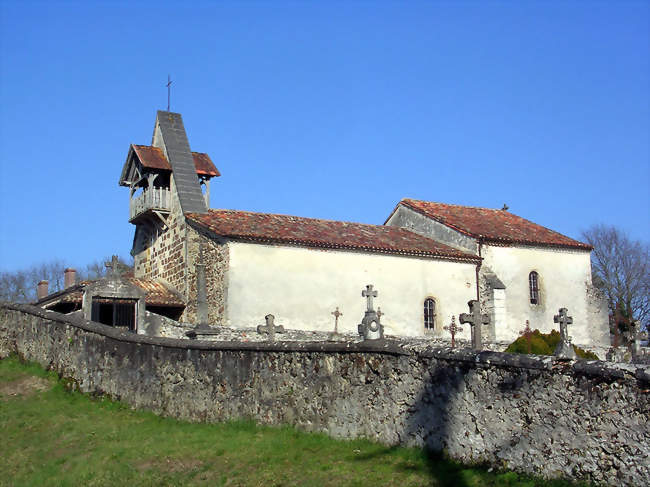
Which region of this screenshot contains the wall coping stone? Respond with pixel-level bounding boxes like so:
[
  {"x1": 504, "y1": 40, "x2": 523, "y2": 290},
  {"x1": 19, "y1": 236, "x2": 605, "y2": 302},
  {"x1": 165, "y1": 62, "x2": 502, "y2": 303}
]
[{"x1": 2, "y1": 301, "x2": 648, "y2": 383}]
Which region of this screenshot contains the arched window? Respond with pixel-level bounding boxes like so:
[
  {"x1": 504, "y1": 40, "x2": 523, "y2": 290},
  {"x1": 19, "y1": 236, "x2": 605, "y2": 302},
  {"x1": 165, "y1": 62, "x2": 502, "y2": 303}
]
[
  {"x1": 424, "y1": 298, "x2": 436, "y2": 330},
  {"x1": 529, "y1": 271, "x2": 540, "y2": 305}
]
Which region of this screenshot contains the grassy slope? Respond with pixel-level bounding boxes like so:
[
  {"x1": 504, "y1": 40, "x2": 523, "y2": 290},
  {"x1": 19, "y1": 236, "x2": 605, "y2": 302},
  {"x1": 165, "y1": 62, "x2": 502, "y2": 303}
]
[{"x1": 0, "y1": 356, "x2": 586, "y2": 487}]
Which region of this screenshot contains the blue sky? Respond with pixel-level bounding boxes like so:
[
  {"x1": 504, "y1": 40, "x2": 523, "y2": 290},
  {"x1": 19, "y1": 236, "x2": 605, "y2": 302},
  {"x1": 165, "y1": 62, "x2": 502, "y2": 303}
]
[{"x1": 0, "y1": 1, "x2": 648, "y2": 272}]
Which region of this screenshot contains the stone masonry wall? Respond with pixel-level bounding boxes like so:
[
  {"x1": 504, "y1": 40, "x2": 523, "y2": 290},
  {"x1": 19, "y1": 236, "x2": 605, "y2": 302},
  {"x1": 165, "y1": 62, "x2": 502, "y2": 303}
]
[
  {"x1": 133, "y1": 181, "x2": 188, "y2": 298},
  {"x1": 181, "y1": 225, "x2": 229, "y2": 325},
  {"x1": 1, "y1": 303, "x2": 648, "y2": 486}
]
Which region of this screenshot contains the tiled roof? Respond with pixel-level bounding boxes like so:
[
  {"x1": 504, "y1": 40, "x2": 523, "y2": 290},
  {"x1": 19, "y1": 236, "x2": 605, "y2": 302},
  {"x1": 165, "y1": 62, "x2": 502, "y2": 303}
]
[
  {"x1": 395, "y1": 199, "x2": 592, "y2": 250},
  {"x1": 37, "y1": 276, "x2": 185, "y2": 307},
  {"x1": 132, "y1": 144, "x2": 220, "y2": 177},
  {"x1": 186, "y1": 209, "x2": 481, "y2": 262}
]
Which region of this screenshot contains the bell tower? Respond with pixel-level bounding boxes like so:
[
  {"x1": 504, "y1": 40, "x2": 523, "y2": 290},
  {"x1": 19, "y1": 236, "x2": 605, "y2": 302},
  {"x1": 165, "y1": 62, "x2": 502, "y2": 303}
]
[{"x1": 118, "y1": 111, "x2": 220, "y2": 259}]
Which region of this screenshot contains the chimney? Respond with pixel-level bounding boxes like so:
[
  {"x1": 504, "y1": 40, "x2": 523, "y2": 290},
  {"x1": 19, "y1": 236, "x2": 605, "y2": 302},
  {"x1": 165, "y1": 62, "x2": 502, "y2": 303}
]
[
  {"x1": 64, "y1": 268, "x2": 77, "y2": 288},
  {"x1": 37, "y1": 280, "x2": 49, "y2": 300}
]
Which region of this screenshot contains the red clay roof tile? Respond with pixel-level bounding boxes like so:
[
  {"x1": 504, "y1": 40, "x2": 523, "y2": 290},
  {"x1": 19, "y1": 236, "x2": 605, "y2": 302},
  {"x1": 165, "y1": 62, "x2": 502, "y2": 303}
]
[
  {"x1": 38, "y1": 277, "x2": 185, "y2": 308},
  {"x1": 396, "y1": 199, "x2": 591, "y2": 250},
  {"x1": 186, "y1": 209, "x2": 481, "y2": 262},
  {"x1": 132, "y1": 144, "x2": 220, "y2": 177}
]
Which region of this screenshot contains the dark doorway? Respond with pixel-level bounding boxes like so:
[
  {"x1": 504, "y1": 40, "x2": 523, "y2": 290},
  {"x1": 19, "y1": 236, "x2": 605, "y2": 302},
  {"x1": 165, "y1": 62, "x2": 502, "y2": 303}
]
[{"x1": 91, "y1": 297, "x2": 137, "y2": 331}]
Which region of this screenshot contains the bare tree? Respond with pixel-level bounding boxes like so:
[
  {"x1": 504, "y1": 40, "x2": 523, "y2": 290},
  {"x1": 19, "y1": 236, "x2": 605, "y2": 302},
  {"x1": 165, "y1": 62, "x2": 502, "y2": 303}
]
[
  {"x1": 0, "y1": 259, "x2": 67, "y2": 303},
  {"x1": 0, "y1": 256, "x2": 133, "y2": 303},
  {"x1": 79, "y1": 255, "x2": 133, "y2": 281},
  {"x1": 582, "y1": 225, "x2": 650, "y2": 334}
]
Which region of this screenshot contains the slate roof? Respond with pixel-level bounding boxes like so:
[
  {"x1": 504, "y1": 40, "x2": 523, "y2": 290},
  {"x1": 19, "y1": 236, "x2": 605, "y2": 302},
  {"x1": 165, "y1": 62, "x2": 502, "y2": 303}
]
[
  {"x1": 394, "y1": 199, "x2": 592, "y2": 250},
  {"x1": 37, "y1": 276, "x2": 185, "y2": 308},
  {"x1": 186, "y1": 209, "x2": 481, "y2": 262},
  {"x1": 131, "y1": 145, "x2": 220, "y2": 177},
  {"x1": 156, "y1": 111, "x2": 208, "y2": 213}
]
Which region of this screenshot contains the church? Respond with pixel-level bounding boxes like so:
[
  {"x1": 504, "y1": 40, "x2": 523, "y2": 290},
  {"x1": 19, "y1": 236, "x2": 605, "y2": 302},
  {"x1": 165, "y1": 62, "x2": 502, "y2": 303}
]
[{"x1": 39, "y1": 110, "x2": 610, "y2": 349}]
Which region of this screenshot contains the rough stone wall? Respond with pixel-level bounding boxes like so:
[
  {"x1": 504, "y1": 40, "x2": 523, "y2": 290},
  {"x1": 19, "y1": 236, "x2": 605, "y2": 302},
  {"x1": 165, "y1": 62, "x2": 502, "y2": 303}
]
[
  {"x1": 133, "y1": 179, "x2": 188, "y2": 297},
  {"x1": 140, "y1": 311, "x2": 195, "y2": 339},
  {"x1": 181, "y1": 225, "x2": 229, "y2": 325},
  {"x1": 1, "y1": 303, "x2": 648, "y2": 486}
]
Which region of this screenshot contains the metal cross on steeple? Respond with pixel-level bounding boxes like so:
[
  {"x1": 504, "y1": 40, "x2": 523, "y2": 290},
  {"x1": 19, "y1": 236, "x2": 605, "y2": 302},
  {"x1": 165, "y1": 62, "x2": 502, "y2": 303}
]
[{"x1": 166, "y1": 75, "x2": 172, "y2": 111}]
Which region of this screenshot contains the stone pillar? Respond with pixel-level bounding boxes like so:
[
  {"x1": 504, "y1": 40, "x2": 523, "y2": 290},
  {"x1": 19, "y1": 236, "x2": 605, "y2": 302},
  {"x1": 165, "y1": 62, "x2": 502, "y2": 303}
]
[
  {"x1": 195, "y1": 246, "x2": 209, "y2": 327},
  {"x1": 64, "y1": 268, "x2": 77, "y2": 289},
  {"x1": 37, "y1": 280, "x2": 49, "y2": 300}
]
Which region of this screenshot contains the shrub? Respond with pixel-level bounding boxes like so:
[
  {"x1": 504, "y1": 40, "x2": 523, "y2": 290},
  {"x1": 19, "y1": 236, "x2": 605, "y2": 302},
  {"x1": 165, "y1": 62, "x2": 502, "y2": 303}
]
[{"x1": 505, "y1": 329, "x2": 599, "y2": 359}]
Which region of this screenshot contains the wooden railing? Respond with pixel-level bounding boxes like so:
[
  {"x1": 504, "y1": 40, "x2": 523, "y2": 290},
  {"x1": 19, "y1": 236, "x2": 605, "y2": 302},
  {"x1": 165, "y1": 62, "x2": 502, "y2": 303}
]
[{"x1": 129, "y1": 187, "x2": 171, "y2": 220}]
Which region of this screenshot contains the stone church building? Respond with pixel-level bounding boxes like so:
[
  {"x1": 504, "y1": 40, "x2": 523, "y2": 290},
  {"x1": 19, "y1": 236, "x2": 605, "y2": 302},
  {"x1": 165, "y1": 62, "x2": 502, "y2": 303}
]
[{"x1": 39, "y1": 110, "x2": 610, "y2": 349}]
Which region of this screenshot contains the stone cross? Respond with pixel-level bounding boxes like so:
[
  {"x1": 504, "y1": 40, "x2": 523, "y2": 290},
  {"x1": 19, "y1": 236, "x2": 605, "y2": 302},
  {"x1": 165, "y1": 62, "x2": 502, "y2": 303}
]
[
  {"x1": 629, "y1": 320, "x2": 641, "y2": 357},
  {"x1": 257, "y1": 314, "x2": 285, "y2": 341},
  {"x1": 358, "y1": 284, "x2": 383, "y2": 340},
  {"x1": 331, "y1": 307, "x2": 342, "y2": 334},
  {"x1": 443, "y1": 316, "x2": 463, "y2": 349},
  {"x1": 377, "y1": 307, "x2": 383, "y2": 320},
  {"x1": 519, "y1": 320, "x2": 533, "y2": 354},
  {"x1": 553, "y1": 307, "x2": 576, "y2": 359},
  {"x1": 459, "y1": 300, "x2": 490, "y2": 350},
  {"x1": 362, "y1": 285, "x2": 378, "y2": 311},
  {"x1": 104, "y1": 255, "x2": 122, "y2": 279},
  {"x1": 554, "y1": 308, "x2": 573, "y2": 341}
]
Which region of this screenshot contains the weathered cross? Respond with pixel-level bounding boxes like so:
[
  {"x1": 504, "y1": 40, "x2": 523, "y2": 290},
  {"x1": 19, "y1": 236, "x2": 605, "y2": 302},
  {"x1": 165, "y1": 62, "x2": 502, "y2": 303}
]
[
  {"x1": 554, "y1": 308, "x2": 573, "y2": 342},
  {"x1": 443, "y1": 316, "x2": 463, "y2": 348},
  {"x1": 459, "y1": 299, "x2": 490, "y2": 350},
  {"x1": 519, "y1": 320, "x2": 533, "y2": 354},
  {"x1": 104, "y1": 255, "x2": 121, "y2": 279},
  {"x1": 377, "y1": 307, "x2": 383, "y2": 320},
  {"x1": 362, "y1": 285, "x2": 378, "y2": 311},
  {"x1": 331, "y1": 307, "x2": 342, "y2": 334},
  {"x1": 166, "y1": 75, "x2": 172, "y2": 111},
  {"x1": 257, "y1": 314, "x2": 285, "y2": 341},
  {"x1": 629, "y1": 320, "x2": 642, "y2": 357}
]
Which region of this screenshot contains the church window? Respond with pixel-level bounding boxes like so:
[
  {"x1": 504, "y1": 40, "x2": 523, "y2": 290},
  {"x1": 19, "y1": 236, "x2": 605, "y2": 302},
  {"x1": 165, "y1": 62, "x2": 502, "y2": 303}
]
[
  {"x1": 529, "y1": 271, "x2": 540, "y2": 305},
  {"x1": 424, "y1": 298, "x2": 436, "y2": 330}
]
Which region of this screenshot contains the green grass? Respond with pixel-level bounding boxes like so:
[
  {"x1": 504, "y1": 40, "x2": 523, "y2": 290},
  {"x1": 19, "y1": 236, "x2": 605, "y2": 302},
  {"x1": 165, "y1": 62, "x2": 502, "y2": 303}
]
[{"x1": 0, "y1": 355, "x2": 587, "y2": 487}]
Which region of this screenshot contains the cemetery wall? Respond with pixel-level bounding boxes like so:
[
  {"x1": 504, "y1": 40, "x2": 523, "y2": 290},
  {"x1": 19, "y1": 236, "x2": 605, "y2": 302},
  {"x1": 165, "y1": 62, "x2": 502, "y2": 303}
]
[{"x1": 0, "y1": 303, "x2": 648, "y2": 486}]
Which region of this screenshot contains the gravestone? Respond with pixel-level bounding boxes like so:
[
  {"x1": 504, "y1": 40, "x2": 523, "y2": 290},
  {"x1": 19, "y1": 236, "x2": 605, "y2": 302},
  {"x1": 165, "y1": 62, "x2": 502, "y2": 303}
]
[
  {"x1": 628, "y1": 320, "x2": 641, "y2": 357},
  {"x1": 443, "y1": 316, "x2": 463, "y2": 348},
  {"x1": 519, "y1": 320, "x2": 533, "y2": 354},
  {"x1": 257, "y1": 314, "x2": 285, "y2": 341},
  {"x1": 553, "y1": 307, "x2": 577, "y2": 359},
  {"x1": 358, "y1": 284, "x2": 383, "y2": 341},
  {"x1": 459, "y1": 300, "x2": 489, "y2": 350},
  {"x1": 331, "y1": 307, "x2": 342, "y2": 334}
]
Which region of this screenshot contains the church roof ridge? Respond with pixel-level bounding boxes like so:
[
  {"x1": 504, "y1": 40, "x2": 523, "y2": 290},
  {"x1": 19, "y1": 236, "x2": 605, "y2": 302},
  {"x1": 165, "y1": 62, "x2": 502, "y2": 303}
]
[
  {"x1": 395, "y1": 199, "x2": 592, "y2": 251},
  {"x1": 402, "y1": 198, "x2": 506, "y2": 212},
  {"x1": 186, "y1": 208, "x2": 481, "y2": 263}
]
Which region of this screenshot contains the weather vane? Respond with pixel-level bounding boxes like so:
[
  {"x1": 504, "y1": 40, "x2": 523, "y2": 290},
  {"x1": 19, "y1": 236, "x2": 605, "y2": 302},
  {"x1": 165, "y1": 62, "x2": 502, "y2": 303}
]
[{"x1": 166, "y1": 75, "x2": 172, "y2": 111}]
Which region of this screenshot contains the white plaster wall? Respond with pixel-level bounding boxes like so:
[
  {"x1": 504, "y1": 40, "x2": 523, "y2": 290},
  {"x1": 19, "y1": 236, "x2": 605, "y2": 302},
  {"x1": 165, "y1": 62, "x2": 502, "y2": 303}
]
[
  {"x1": 224, "y1": 242, "x2": 478, "y2": 338},
  {"x1": 481, "y1": 245, "x2": 609, "y2": 347}
]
